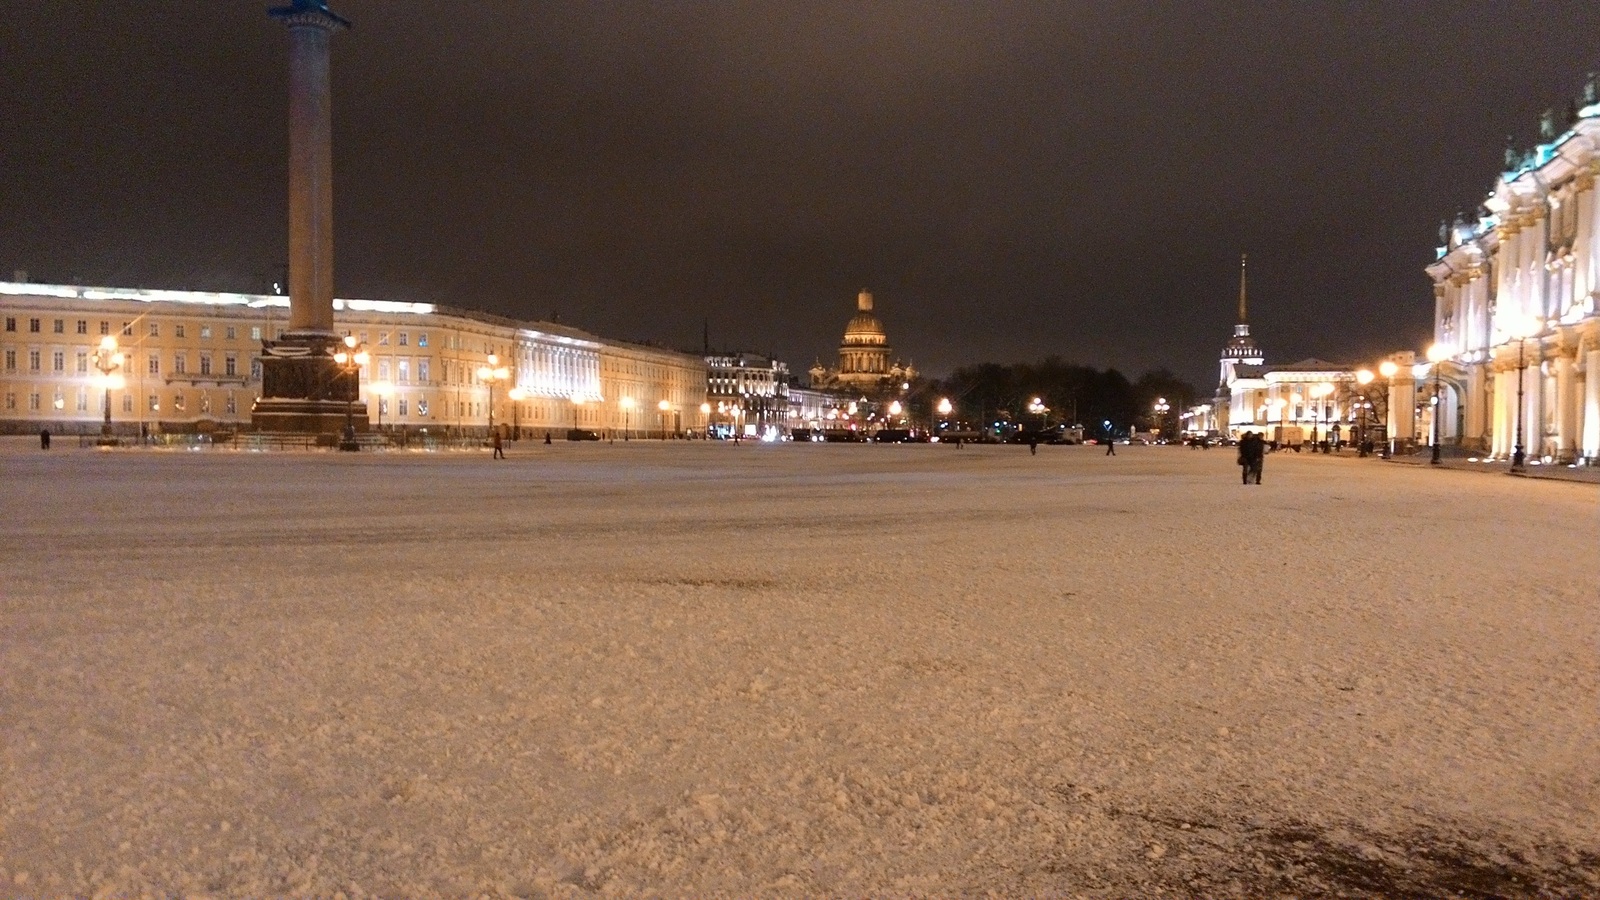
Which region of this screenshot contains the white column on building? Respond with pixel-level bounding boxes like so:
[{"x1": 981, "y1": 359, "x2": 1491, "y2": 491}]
[
  {"x1": 1493, "y1": 366, "x2": 1513, "y2": 458},
  {"x1": 1555, "y1": 350, "x2": 1578, "y2": 463},
  {"x1": 1582, "y1": 343, "x2": 1600, "y2": 461}
]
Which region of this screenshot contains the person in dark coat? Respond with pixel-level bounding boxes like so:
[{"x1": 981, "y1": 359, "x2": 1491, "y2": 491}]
[
  {"x1": 491, "y1": 429, "x2": 505, "y2": 459},
  {"x1": 1027, "y1": 435, "x2": 1038, "y2": 456},
  {"x1": 1238, "y1": 431, "x2": 1265, "y2": 484}
]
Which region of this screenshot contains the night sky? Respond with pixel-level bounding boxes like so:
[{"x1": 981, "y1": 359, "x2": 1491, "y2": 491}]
[{"x1": 4, "y1": 3, "x2": 1599, "y2": 386}]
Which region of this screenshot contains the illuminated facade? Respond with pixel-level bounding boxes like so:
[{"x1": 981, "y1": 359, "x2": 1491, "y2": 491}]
[
  {"x1": 809, "y1": 290, "x2": 916, "y2": 392},
  {"x1": 704, "y1": 352, "x2": 790, "y2": 438},
  {"x1": 0, "y1": 281, "x2": 707, "y2": 438},
  {"x1": 1426, "y1": 73, "x2": 1600, "y2": 464}
]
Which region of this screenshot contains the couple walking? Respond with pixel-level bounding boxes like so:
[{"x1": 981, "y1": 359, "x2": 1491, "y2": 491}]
[{"x1": 1237, "y1": 432, "x2": 1265, "y2": 484}]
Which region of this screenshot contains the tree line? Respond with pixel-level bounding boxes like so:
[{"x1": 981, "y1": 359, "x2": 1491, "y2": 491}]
[{"x1": 924, "y1": 356, "x2": 1201, "y2": 436}]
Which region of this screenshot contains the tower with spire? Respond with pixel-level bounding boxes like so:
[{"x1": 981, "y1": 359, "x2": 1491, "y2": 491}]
[{"x1": 1218, "y1": 254, "x2": 1264, "y2": 388}]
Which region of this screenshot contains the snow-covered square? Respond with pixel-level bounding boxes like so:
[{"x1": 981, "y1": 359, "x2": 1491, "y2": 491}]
[{"x1": 2, "y1": 442, "x2": 1596, "y2": 897}]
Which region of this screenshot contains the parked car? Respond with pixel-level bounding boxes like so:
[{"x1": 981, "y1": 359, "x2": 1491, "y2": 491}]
[{"x1": 566, "y1": 428, "x2": 601, "y2": 441}]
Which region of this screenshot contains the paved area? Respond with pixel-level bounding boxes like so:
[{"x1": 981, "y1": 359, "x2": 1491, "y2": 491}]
[{"x1": 2, "y1": 441, "x2": 1596, "y2": 897}]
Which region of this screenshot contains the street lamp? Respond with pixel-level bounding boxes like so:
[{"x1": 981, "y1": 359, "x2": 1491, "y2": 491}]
[
  {"x1": 1425, "y1": 343, "x2": 1451, "y2": 465},
  {"x1": 937, "y1": 397, "x2": 953, "y2": 437},
  {"x1": 1153, "y1": 397, "x2": 1170, "y2": 439},
  {"x1": 1378, "y1": 359, "x2": 1399, "y2": 459},
  {"x1": 658, "y1": 399, "x2": 671, "y2": 439},
  {"x1": 1311, "y1": 383, "x2": 1333, "y2": 453},
  {"x1": 332, "y1": 335, "x2": 370, "y2": 451},
  {"x1": 477, "y1": 354, "x2": 511, "y2": 439},
  {"x1": 620, "y1": 396, "x2": 635, "y2": 441},
  {"x1": 508, "y1": 386, "x2": 528, "y2": 439},
  {"x1": 91, "y1": 336, "x2": 126, "y2": 445},
  {"x1": 888, "y1": 399, "x2": 903, "y2": 425},
  {"x1": 1506, "y1": 315, "x2": 1539, "y2": 472},
  {"x1": 1355, "y1": 369, "x2": 1375, "y2": 456}
]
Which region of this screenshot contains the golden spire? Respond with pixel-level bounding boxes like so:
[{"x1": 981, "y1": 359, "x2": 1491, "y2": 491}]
[{"x1": 1237, "y1": 253, "x2": 1248, "y2": 324}]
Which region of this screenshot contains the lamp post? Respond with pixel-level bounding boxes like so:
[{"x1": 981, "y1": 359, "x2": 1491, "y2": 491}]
[
  {"x1": 620, "y1": 396, "x2": 634, "y2": 441},
  {"x1": 91, "y1": 336, "x2": 125, "y2": 444},
  {"x1": 1153, "y1": 397, "x2": 1170, "y2": 441},
  {"x1": 1378, "y1": 360, "x2": 1399, "y2": 458},
  {"x1": 477, "y1": 354, "x2": 510, "y2": 439},
  {"x1": 1504, "y1": 313, "x2": 1542, "y2": 474},
  {"x1": 888, "y1": 399, "x2": 903, "y2": 428},
  {"x1": 658, "y1": 399, "x2": 671, "y2": 439},
  {"x1": 508, "y1": 386, "x2": 527, "y2": 440},
  {"x1": 332, "y1": 335, "x2": 370, "y2": 451},
  {"x1": 937, "y1": 397, "x2": 952, "y2": 438},
  {"x1": 1355, "y1": 369, "x2": 1374, "y2": 456},
  {"x1": 1311, "y1": 383, "x2": 1333, "y2": 453},
  {"x1": 370, "y1": 380, "x2": 393, "y2": 431},
  {"x1": 699, "y1": 402, "x2": 711, "y2": 438},
  {"x1": 1425, "y1": 343, "x2": 1450, "y2": 465}
]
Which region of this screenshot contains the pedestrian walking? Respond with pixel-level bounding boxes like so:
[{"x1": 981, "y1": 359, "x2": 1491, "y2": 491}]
[
  {"x1": 1028, "y1": 435, "x2": 1038, "y2": 456},
  {"x1": 39, "y1": 428, "x2": 50, "y2": 450},
  {"x1": 544, "y1": 431, "x2": 552, "y2": 445},
  {"x1": 492, "y1": 429, "x2": 505, "y2": 460},
  {"x1": 1238, "y1": 431, "x2": 1265, "y2": 484}
]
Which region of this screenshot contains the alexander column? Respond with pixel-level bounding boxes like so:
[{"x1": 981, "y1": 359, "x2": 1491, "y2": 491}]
[{"x1": 252, "y1": 0, "x2": 355, "y2": 433}]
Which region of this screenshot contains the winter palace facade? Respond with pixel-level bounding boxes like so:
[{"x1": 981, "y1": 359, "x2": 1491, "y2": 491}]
[
  {"x1": 1427, "y1": 81, "x2": 1600, "y2": 464},
  {"x1": 0, "y1": 280, "x2": 708, "y2": 439}
]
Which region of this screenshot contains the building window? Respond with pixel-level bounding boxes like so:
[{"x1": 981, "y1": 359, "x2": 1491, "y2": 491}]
[
  {"x1": 53, "y1": 319, "x2": 64, "y2": 334},
  {"x1": 149, "y1": 394, "x2": 159, "y2": 412},
  {"x1": 148, "y1": 322, "x2": 159, "y2": 337},
  {"x1": 250, "y1": 326, "x2": 262, "y2": 341},
  {"x1": 378, "y1": 359, "x2": 390, "y2": 381},
  {"x1": 76, "y1": 390, "x2": 88, "y2": 412},
  {"x1": 378, "y1": 332, "x2": 389, "y2": 346},
  {"x1": 99, "y1": 321, "x2": 109, "y2": 336},
  {"x1": 3, "y1": 317, "x2": 13, "y2": 332},
  {"x1": 29, "y1": 392, "x2": 40, "y2": 410},
  {"x1": 76, "y1": 351, "x2": 87, "y2": 373},
  {"x1": 398, "y1": 332, "x2": 408, "y2": 347},
  {"x1": 417, "y1": 333, "x2": 428, "y2": 347},
  {"x1": 175, "y1": 324, "x2": 186, "y2": 338},
  {"x1": 398, "y1": 398, "x2": 408, "y2": 417},
  {"x1": 52, "y1": 391, "x2": 64, "y2": 410},
  {"x1": 224, "y1": 354, "x2": 237, "y2": 377},
  {"x1": 122, "y1": 394, "x2": 132, "y2": 413},
  {"x1": 4, "y1": 349, "x2": 14, "y2": 372},
  {"x1": 199, "y1": 353, "x2": 213, "y2": 376},
  {"x1": 3, "y1": 393, "x2": 12, "y2": 410},
  {"x1": 200, "y1": 393, "x2": 211, "y2": 414},
  {"x1": 250, "y1": 359, "x2": 261, "y2": 380},
  {"x1": 122, "y1": 322, "x2": 132, "y2": 336},
  {"x1": 76, "y1": 320, "x2": 87, "y2": 335},
  {"x1": 52, "y1": 350, "x2": 64, "y2": 372},
  {"x1": 174, "y1": 393, "x2": 186, "y2": 411},
  {"x1": 29, "y1": 318, "x2": 40, "y2": 333},
  {"x1": 397, "y1": 359, "x2": 409, "y2": 384},
  {"x1": 417, "y1": 398, "x2": 428, "y2": 416},
  {"x1": 148, "y1": 353, "x2": 160, "y2": 376},
  {"x1": 200, "y1": 325, "x2": 212, "y2": 339},
  {"x1": 225, "y1": 392, "x2": 237, "y2": 415},
  {"x1": 418, "y1": 358, "x2": 430, "y2": 383},
  {"x1": 225, "y1": 325, "x2": 237, "y2": 341},
  {"x1": 28, "y1": 349, "x2": 40, "y2": 371},
  {"x1": 174, "y1": 353, "x2": 186, "y2": 374},
  {"x1": 378, "y1": 397, "x2": 389, "y2": 417}
]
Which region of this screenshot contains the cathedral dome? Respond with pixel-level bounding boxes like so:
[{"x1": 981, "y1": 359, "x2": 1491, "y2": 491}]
[{"x1": 841, "y1": 290, "x2": 888, "y2": 346}]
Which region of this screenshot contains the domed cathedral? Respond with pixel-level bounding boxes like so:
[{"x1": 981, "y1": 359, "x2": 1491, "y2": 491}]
[{"x1": 809, "y1": 290, "x2": 916, "y2": 391}]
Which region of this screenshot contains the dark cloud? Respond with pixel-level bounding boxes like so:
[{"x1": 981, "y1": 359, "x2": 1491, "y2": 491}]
[{"x1": 3, "y1": 2, "x2": 1598, "y2": 384}]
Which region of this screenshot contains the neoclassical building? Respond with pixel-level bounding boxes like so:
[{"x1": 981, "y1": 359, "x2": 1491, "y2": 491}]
[
  {"x1": 809, "y1": 290, "x2": 915, "y2": 392},
  {"x1": 1426, "y1": 74, "x2": 1600, "y2": 464},
  {"x1": 0, "y1": 279, "x2": 707, "y2": 438}
]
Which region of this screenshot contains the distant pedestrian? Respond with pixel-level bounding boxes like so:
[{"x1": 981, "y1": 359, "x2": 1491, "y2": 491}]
[
  {"x1": 544, "y1": 431, "x2": 552, "y2": 445},
  {"x1": 39, "y1": 428, "x2": 50, "y2": 450},
  {"x1": 1104, "y1": 433, "x2": 1116, "y2": 456},
  {"x1": 492, "y1": 429, "x2": 505, "y2": 460},
  {"x1": 1028, "y1": 435, "x2": 1038, "y2": 456}
]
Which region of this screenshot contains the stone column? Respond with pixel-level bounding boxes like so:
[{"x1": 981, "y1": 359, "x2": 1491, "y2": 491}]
[
  {"x1": 1583, "y1": 343, "x2": 1600, "y2": 462},
  {"x1": 1555, "y1": 349, "x2": 1578, "y2": 463},
  {"x1": 253, "y1": 2, "x2": 355, "y2": 434}
]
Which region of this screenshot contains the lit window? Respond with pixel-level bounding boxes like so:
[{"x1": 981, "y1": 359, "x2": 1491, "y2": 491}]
[
  {"x1": 149, "y1": 394, "x2": 159, "y2": 412},
  {"x1": 250, "y1": 326, "x2": 262, "y2": 341},
  {"x1": 416, "y1": 398, "x2": 428, "y2": 416},
  {"x1": 200, "y1": 325, "x2": 211, "y2": 339},
  {"x1": 174, "y1": 393, "x2": 186, "y2": 411},
  {"x1": 378, "y1": 332, "x2": 389, "y2": 346},
  {"x1": 225, "y1": 392, "x2": 236, "y2": 414},
  {"x1": 200, "y1": 393, "x2": 211, "y2": 414},
  {"x1": 397, "y1": 359, "x2": 409, "y2": 384},
  {"x1": 417, "y1": 333, "x2": 428, "y2": 347},
  {"x1": 52, "y1": 391, "x2": 63, "y2": 409}
]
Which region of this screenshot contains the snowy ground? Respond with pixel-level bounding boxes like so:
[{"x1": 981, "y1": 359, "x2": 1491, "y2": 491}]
[{"x1": 2, "y1": 440, "x2": 1597, "y2": 898}]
